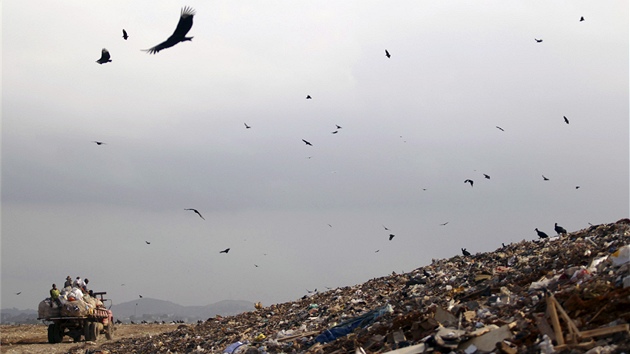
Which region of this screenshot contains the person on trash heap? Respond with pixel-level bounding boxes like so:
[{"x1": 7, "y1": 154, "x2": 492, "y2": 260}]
[
  {"x1": 83, "y1": 278, "x2": 90, "y2": 293},
  {"x1": 50, "y1": 284, "x2": 61, "y2": 307},
  {"x1": 64, "y1": 276, "x2": 73, "y2": 288},
  {"x1": 73, "y1": 276, "x2": 85, "y2": 289}
]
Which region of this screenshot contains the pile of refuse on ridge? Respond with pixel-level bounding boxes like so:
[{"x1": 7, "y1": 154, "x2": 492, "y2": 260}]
[{"x1": 86, "y1": 219, "x2": 630, "y2": 354}]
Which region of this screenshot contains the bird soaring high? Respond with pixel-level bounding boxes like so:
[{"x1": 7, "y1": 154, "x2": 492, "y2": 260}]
[
  {"x1": 385, "y1": 49, "x2": 391, "y2": 58},
  {"x1": 219, "y1": 248, "x2": 230, "y2": 254},
  {"x1": 496, "y1": 126, "x2": 505, "y2": 131},
  {"x1": 143, "y1": 7, "x2": 195, "y2": 54},
  {"x1": 302, "y1": 139, "x2": 312, "y2": 146},
  {"x1": 483, "y1": 174, "x2": 491, "y2": 179},
  {"x1": 244, "y1": 123, "x2": 251, "y2": 129},
  {"x1": 96, "y1": 49, "x2": 112, "y2": 64},
  {"x1": 93, "y1": 141, "x2": 106, "y2": 145},
  {"x1": 464, "y1": 179, "x2": 474, "y2": 187},
  {"x1": 535, "y1": 38, "x2": 543, "y2": 43},
  {"x1": 185, "y1": 208, "x2": 205, "y2": 220},
  {"x1": 122, "y1": 29, "x2": 129, "y2": 40},
  {"x1": 389, "y1": 234, "x2": 395, "y2": 241},
  {"x1": 564, "y1": 116, "x2": 569, "y2": 124},
  {"x1": 542, "y1": 175, "x2": 550, "y2": 181}
]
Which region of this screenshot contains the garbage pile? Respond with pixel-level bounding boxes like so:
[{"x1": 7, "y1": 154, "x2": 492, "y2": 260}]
[
  {"x1": 38, "y1": 286, "x2": 104, "y2": 319},
  {"x1": 91, "y1": 219, "x2": 630, "y2": 354}
]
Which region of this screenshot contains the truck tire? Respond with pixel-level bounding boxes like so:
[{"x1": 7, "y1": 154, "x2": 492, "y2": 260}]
[
  {"x1": 91, "y1": 322, "x2": 99, "y2": 341},
  {"x1": 48, "y1": 323, "x2": 62, "y2": 343},
  {"x1": 105, "y1": 322, "x2": 114, "y2": 340}
]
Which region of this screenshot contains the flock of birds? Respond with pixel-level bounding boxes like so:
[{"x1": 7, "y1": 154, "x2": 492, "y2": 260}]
[
  {"x1": 55, "y1": 5, "x2": 605, "y2": 304},
  {"x1": 90, "y1": 6, "x2": 590, "y2": 260}
]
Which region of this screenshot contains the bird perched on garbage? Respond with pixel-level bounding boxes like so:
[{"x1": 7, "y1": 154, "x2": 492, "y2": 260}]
[
  {"x1": 535, "y1": 228, "x2": 549, "y2": 239},
  {"x1": 464, "y1": 179, "x2": 474, "y2": 187},
  {"x1": 302, "y1": 139, "x2": 312, "y2": 146},
  {"x1": 143, "y1": 7, "x2": 195, "y2": 54},
  {"x1": 385, "y1": 49, "x2": 391, "y2": 58},
  {"x1": 389, "y1": 234, "x2": 395, "y2": 241},
  {"x1": 563, "y1": 116, "x2": 570, "y2": 124},
  {"x1": 219, "y1": 248, "x2": 230, "y2": 254},
  {"x1": 461, "y1": 248, "x2": 471, "y2": 256},
  {"x1": 96, "y1": 49, "x2": 112, "y2": 64},
  {"x1": 185, "y1": 208, "x2": 205, "y2": 220},
  {"x1": 554, "y1": 223, "x2": 567, "y2": 235},
  {"x1": 122, "y1": 29, "x2": 129, "y2": 40}
]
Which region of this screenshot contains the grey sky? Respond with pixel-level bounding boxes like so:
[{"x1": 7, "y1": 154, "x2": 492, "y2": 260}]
[{"x1": 2, "y1": 1, "x2": 628, "y2": 311}]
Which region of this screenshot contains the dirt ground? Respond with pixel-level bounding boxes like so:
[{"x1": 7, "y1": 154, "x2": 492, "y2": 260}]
[{"x1": 0, "y1": 323, "x2": 176, "y2": 354}]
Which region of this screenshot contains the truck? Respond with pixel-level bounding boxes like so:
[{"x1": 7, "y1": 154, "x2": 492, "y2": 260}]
[{"x1": 40, "y1": 291, "x2": 115, "y2": 343}]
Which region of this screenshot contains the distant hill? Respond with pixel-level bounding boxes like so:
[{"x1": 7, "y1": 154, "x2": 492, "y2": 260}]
[
  {"x1": 111, "y1": 298, "x2": 253, "y2": 322},
  {"x1": 1, "y1": 299, "x2": 254, "y2": 324},
  {"x1": 1, "y1": 308, "x2": 39, "y2": 324}
]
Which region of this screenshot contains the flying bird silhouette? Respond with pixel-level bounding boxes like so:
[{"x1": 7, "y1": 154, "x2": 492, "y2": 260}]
[
  {"x1": 464, "y1": 179, "x2": 474, "y2": 187},
  {"x1": 440, "y1": 222, "x2": 449, "y2": 226},
  {"x1": 535, "y1": 38, "x2": 543, "y2": 43},
  {"x1": 244, "y1": 123, "x2": 251, "y2": 129},
  {"x1": 542, "y1": 175, "x2": 549, "y2": 181},
  {"x1": 185, "y1": 208, "x2": 205, "y2": 220},
  {"x1": 16, "y1": 292, "x2": 22, "y2": 295},
  {"x1": 145, "y1": 241, "x2": 151, "y2": 244},
  {"x1": 143, "y1": 7, "x2": 195, "y2": 54},
  {"x1": 219, "y1": 248, "x2": 230, "y2": 254},
  {"x1": 563, "y1": 116, "x2": 569, "y2": 124},
  {"x1": 302, "y1": 139, "x2": 312, "y2": 146},
  {"x1": 122, "y1": 29, "x2": 129, "y2": 40},
  {"x1": 554, "y1": 223, "x2": 567, "y2": 235},
  {"x1": 139, "y1": 295, "x2": 143, "y2": 298},
  {"x1": 580, "y1": 16, "x2": 585, "y2": 21},
  {"x1": 306, "y1": 95, "x2": 312, "y2": 99},
  {"x1": 461, "y1": 248, "x2": 471, "y2": 256},
  {"x1": 389, "y1": 234, "x2": 395, "y2": 241},
  {"x1": 496, "y1": 126, "x2": 505, "y2": 131},
  {"x1": 336, "y1": 125, "x2": 342, "y2": 129},
  {"x1": 575, "y1": 186, "x2": 580, "y2": 189},
  {"x1": 383, "y1": 225, "x2": 389, "y2": 231},
  {"x1": 92, "y1": 141, "x2": 106, "y2": 145},
  {"x1": 96, "y1": 49, "x2": 112, "y2": 64},
  {"x1": 535, "y1": 228, "x2": 549, "y2": 239},
  {"x1": 331, "y1": 130, "x2": 338, "y2": 134},
  {"x1": 483, "y1": 174, "x2": 490, "y2": 179},
  {"x1": 385, "y1": 49, "x2": 391, "y2": 58}
]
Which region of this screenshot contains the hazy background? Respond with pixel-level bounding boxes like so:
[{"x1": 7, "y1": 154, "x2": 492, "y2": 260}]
[{"x1": 2, "y1": 0, "x2": 628, "y2": 310}]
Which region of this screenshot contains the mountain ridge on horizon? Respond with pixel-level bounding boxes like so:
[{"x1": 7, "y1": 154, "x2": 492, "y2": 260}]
[{"x1": 1, "y1": 298, "x2": 255, "y2": 324}]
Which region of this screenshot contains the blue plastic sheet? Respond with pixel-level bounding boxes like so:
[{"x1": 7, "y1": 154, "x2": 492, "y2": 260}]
[{"x1": 314, "y1": 304, "x2": 393, "y2": 344}]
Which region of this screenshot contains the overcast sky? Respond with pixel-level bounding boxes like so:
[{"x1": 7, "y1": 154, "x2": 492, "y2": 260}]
[{"x1": 2, "y1": 1, "x2": 628, "y2": 311}]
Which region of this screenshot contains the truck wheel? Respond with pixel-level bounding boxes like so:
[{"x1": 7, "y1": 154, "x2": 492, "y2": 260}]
[
  {"x1": 48, "y1": 323, "x2": 63, "y2": 343},
  {"x1": 105, "y1": 322, "x2": 114, "y2": 340},
  {"x1": 47, "y1": 324, "x2": 56, "y2": 343},
  {"x1": 91, "y1": 322, "x2": 99, "y2": 341}
]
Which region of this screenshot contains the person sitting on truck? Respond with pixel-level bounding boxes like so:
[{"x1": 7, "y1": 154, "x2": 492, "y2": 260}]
[
  {"x1": 73, "y1": 276, "x2": 85, "y2": 289},
  {"x1": 83, "y1": 278, "x2": 90, "y2": 293},
  {"x1": 50, "y1": 284, "x2": 61, "y2": 307},
  {"x1": 64, "y1": 276, "x2": 73, "y2": 288}
]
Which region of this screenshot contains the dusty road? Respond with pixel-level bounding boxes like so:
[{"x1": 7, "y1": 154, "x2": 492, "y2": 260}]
[{"x1": 1, "y1": 323, "x2": 176, "y2": 354}]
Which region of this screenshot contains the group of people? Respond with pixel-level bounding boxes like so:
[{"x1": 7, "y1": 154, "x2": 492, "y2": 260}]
[{"x1": 49, "y1": 276, "x2": 91, "y2": 306}]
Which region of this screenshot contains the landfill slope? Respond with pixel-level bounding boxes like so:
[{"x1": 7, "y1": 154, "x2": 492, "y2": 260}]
[{"x1": 76, "y1": 219, "x2": 630, "y2": 353}]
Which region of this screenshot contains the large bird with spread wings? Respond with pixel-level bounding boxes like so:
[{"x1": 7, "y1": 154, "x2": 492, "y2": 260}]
[{"x1": 143, "y1": 7, "x2": 196, "y2": 54}]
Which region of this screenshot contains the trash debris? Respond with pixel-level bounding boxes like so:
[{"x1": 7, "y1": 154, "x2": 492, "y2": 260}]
[{"x1": 85, "y1": 219, "x2": 630, "y2": 354}]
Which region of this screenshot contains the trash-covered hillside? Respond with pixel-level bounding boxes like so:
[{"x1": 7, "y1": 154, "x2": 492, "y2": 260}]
[{"x1": 89, "y1": 219, "x2": 630, "y2": 354}]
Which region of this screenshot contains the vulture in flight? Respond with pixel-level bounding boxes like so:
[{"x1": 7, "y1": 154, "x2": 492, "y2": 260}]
[
  {"x1": 535, "y1": 38, "x2": 543, "y2": 43},
  {"x1": 385, "y1": 49, "x2": 391, "y2": 58},
  {"x1": 185, "y1": 208, "x2": 205, "y2": 220},
  {"x1": 563, "y1": 116, "x2": 569, "y2": 124},
  {"x1": 96, "y1": 49, "x2": 112, "y2": 64},
  {"x1": 93, "y1": 141, "x2": 106, "y2": 145},
  {"x1": 143, "y1": 7, "x2": 196, "y2": 54},
  {"x1": 496, "y1": 126, "x2": 505, "y2": 131},
  {"x1": 464, "y1": 179, "x2": 474, "y2": 187},
  {"x1": 220, "y1": 248, "x2": 231, "y2": 254},
  {"x1": 302, "y1": 139, "x2": 313, "y2": 146},
  {"x1": 122, "y1": 29, "x2": 129, "y2": 40}
]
